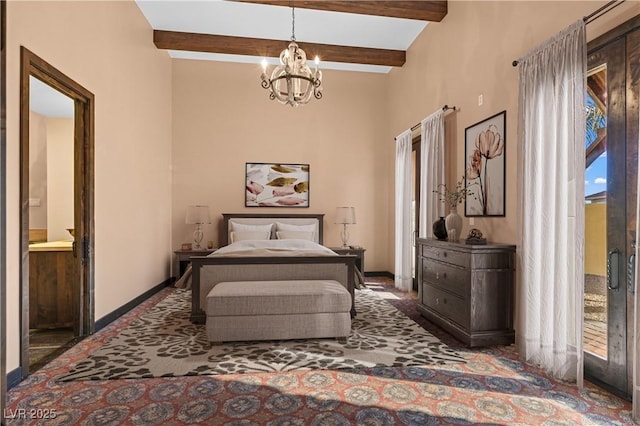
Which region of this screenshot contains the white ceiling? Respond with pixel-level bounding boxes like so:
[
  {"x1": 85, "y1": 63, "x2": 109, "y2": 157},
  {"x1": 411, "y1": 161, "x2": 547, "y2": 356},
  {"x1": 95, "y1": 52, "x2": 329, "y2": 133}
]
[
  {"x1": 135, "y1": 0, "x2": 429, "y2": 73},
  {"x1": 30, "y1": 76, "x2": 74, "y2": 119}
]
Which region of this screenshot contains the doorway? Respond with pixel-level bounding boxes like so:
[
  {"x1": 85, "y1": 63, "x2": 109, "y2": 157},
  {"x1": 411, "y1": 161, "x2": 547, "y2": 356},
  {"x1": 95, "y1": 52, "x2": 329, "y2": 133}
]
[
  {"x1": 583, "y1": 16, "x2": 639, "y2": 398},
  {"x1": 19, "y1": 47, "x2": 95, "y2": 376}
]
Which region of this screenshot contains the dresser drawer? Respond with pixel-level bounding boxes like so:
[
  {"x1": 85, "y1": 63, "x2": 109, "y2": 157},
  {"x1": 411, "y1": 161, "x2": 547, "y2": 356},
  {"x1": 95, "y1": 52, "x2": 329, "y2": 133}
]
[
  {"x1": 422, "y1": 284, "x2": 469, "y2": 328},
  {"x1": 422, "y1": 258, "x2": 469, "y2": 297},
  {"x1": 421, "y1": 245, "x2": 469, "y2": 268}
]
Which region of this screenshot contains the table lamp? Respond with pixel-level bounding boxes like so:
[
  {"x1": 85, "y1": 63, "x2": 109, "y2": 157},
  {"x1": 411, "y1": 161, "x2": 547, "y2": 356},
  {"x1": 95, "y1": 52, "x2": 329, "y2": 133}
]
[
  {"x1": 185, "y1": 205, "x2": 211, "y2": 249},
  {"x1": 335, "y1": 207, "x2": 356, "y2": 248}
]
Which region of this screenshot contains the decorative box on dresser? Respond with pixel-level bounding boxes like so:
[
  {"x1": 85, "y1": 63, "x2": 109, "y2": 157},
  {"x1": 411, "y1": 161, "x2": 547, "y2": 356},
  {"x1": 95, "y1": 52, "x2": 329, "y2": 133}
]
[{"x1": 416, "y1": 238, "x2": 516, "y2": 347}]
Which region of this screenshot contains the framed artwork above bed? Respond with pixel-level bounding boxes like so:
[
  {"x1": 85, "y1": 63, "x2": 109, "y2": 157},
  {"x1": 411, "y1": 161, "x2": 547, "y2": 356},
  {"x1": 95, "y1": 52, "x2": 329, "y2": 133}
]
[{"x1": 245, "y1": 162, "x2": 310, "y2": 207}]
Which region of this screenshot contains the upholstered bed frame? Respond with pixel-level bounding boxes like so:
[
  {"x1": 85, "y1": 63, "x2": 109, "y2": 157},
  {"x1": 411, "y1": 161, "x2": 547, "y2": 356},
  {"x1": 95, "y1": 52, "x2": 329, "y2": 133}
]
[{"x1": 190, "y1": 213, "x2": 356, "y2": 324}]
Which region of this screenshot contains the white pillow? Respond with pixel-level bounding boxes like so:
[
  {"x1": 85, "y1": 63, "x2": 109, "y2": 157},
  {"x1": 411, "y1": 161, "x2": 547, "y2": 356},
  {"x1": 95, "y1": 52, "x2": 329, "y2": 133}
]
[
  {"x1": 230, "y1": 231, "x2": 271, "y2": 243},
  {"x1": 231, "y1": 222, "x2": 273, "y2": 233},
  {"x1": 276, "y1": 222, "x2": 316, "y2": 232},
  {"x1": 276, "y1": 231, "x2": 315, "y2": 241}
]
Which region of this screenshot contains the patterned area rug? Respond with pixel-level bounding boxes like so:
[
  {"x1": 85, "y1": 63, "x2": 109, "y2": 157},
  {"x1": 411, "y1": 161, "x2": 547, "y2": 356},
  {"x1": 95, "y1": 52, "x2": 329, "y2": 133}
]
[{"x1": 58, "y1": 288, "x2": 464, "y2": 381}]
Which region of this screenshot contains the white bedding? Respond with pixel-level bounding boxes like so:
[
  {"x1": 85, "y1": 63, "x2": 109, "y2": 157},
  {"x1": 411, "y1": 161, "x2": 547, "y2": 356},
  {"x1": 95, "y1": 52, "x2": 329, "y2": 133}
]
[
  {"x1": 174, "y1": 239, "x2": 364, "y2": 291},
  {"x1": 209, "y1": 239, "x2": 337, "y2": 257}
]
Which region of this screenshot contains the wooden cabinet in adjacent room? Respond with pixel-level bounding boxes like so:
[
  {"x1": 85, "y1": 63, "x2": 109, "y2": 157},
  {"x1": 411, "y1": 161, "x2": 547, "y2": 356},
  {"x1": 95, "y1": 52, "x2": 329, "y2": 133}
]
[
  {"x1": 416, "y1": 238, "x2": 516, "y2": 347},
  {"x1": 29, "y1": 243, "x2": 76, "y2": 329}
]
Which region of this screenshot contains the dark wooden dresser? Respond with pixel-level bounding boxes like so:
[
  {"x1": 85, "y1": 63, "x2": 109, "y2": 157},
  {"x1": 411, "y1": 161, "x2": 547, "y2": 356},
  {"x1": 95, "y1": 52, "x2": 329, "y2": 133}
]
[{"x1": 416, "y1": 238, "x2": 516, "y2": 347}]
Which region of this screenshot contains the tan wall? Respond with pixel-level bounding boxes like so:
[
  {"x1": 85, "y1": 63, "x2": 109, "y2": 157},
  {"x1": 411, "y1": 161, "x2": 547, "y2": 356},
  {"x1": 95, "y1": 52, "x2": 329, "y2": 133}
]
[
  {"x1": 386, "y1": 0, "x2": 640, "y2": 270},
  {"x1": 6, "y1": 1, "x2": 173, "y2": 371},
  {"x1": 28, "y1": 111, "x2": 47, "y2": 229},
  {"x1": 171, "y1": 60, "x2": 390, "y2": 272},
  {"x1": 585, "y1": 203, "x2": 607, "y2": 276},
  {"x1": 46, "y1": 118, "x2": 74, "y2": 242}
]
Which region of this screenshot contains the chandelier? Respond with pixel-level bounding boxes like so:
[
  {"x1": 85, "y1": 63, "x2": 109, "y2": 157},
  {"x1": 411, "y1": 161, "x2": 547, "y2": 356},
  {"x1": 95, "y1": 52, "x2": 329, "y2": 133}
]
[{"x1": 260, "y1": 6, "x2": 322, "y2": 107}]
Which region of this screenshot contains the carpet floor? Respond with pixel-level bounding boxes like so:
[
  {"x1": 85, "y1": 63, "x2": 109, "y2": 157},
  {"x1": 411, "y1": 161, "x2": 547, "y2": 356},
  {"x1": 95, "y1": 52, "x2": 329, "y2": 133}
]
[
  {"x1": 5, "y1": 277, "x2": 634, "y2": 425},
  {"x1": 58, "y1": 288, "x2": 464, "y2": 381}
]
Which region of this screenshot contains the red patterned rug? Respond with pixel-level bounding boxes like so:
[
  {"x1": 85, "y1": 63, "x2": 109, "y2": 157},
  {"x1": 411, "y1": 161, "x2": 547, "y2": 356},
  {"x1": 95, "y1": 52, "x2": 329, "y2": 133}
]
[{"x1": 5, "y1": 277, "x2": 633, "y2": 425}]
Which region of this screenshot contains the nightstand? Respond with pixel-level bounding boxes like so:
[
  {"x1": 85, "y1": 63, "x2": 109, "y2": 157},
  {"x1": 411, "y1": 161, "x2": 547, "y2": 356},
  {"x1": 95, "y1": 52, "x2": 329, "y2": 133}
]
[
  {"x1": 329, "y1": 247, "x2": 366, "y2": 276},
  {"x1": 174, "y1": 249, "x2": 216, "y2": 277}
]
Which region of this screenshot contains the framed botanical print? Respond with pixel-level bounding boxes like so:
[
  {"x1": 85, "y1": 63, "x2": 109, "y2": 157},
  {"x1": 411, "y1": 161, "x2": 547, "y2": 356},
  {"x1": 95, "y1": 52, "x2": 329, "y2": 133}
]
[
  {"x1": 245, "y1": 163, "x2": 310, "y2": 207},
  {"x1": 464, "y1": 111, "x2": 506, "y2": 217}
]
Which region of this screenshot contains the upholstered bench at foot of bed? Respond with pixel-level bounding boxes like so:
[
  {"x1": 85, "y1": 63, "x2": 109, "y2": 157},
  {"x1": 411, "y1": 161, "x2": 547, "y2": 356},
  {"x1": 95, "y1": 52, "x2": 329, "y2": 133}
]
[{"x1": 206, "y1": 280, "x2": 352, "y2": 343}]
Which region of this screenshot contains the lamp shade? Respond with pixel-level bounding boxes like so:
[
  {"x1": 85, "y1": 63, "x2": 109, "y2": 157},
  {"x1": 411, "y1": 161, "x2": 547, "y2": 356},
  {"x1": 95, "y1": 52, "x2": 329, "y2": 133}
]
[
  {"x1": 185, "y1": 205, "x2": 211, "y2": 225},
  {"x1": 335, "y1": 207, "x2": 356, "y2": 224}
]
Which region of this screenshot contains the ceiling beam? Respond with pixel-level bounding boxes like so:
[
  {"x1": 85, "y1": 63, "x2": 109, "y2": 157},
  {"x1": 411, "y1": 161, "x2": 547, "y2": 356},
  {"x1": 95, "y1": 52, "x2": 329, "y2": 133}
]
[
  {"x1": 154, "y1": 30, "x2": 406, "y2": 67},
  {"x1": 232, "y1": 1, "x2": 447, "y2": 22}
]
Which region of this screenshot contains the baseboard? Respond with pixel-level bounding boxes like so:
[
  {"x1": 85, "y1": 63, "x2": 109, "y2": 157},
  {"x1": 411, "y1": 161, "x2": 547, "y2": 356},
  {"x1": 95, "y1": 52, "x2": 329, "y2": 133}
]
[
  {"x1": 7, "y1": 366, "x2": 22, "y2": 390},
  {"x1": 365, "y1": 271, "x2": 394, "y2": 279},
  {"x1": 584, "y1": 373, "x2": 632, "y2": 401},
  {"x1": 95, "y1": 277, "x2": 173, "y2": 331}
]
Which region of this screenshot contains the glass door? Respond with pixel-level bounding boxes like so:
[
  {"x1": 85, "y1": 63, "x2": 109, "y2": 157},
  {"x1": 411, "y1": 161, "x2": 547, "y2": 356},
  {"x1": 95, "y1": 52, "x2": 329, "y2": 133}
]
[{"x1": 583, "y1": 37, "x2": 627, "y2": 394}]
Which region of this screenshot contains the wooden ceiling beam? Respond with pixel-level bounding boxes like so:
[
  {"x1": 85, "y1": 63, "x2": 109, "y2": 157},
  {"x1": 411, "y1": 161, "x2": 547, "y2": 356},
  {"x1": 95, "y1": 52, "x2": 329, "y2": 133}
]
[
  {"x1": 232, "y1": 1, "x2": 448, "y2": 22},
  {"x1": 154, "y1": 30, "x2": 406, "y2": 67}
]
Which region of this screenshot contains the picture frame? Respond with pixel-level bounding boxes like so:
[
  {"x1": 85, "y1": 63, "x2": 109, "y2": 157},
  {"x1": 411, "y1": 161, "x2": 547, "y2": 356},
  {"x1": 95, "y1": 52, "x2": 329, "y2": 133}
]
[
  {"x1": 464, "y1": 110, "x2": 506, "y2": 217},
  {"x1": 245, "y1": 162, "x2": 310, "y2": 207}
]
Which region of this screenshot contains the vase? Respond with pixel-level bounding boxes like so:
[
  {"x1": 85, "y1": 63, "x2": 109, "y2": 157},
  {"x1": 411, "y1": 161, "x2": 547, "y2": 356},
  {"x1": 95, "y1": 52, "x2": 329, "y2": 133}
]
[
  {"x1": 432, "y1": 217, "x2": 448, "y2": 240},
  {"x1": 445, "y1": 206, "x2": 462, "y2": 242}
]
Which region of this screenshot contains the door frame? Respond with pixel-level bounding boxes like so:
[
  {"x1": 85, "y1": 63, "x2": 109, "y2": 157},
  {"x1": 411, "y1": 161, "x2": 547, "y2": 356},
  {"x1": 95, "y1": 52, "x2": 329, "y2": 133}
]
[
  {"x1": 584, "y1": 13, "x2": 640, "y2": 399},
  {"x1": 584, "y1": 35, "x2": 628, "y2": 396},
  {"x1": 1, "y1": 0, "x2": 7, "y2": 416},
  {"x1": 19, "y1": 47, "x2": 94, "y2": 376}
]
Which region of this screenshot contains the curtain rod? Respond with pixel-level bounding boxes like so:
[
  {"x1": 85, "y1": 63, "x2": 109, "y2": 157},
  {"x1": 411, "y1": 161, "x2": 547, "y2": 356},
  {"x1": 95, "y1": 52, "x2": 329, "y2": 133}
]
[
  {"x1": 396, "y1": 105, "x2": 457, "y2": 138},
  {"x1": 511, "y1": 0, "x2": 625, "y2": 67}
]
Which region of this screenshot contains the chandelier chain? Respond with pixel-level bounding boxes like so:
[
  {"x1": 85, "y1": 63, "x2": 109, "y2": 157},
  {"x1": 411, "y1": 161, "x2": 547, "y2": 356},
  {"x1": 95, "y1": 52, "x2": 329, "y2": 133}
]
[
  {"x1": 291, "y1": 6, "x2": 296, "y2": 41},
  {"x1": 259, "y1": 2, "x2": 322, "y2": 106}
]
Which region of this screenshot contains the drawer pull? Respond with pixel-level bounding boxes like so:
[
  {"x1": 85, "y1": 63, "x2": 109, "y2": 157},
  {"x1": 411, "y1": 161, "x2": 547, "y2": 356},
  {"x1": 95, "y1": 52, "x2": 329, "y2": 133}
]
[
  {"x1": 435, "y1": 297, "x2": 447, "y2": 305},
  {"x1": 443, "y1": 251, "x2": 447, "y2": 258},
  {"x1": 436, "y1": 272, "x2": 439, "y2": 280}
]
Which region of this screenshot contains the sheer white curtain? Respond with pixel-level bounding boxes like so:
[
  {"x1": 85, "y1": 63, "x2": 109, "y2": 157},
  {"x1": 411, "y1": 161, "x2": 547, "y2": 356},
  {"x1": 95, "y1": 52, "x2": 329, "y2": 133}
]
[
  {"x1": 395, "y1": 129, "x2": 413, "y2": 291},
  {"x1": 517, "y1": 20, "x2": 586, "y2": 383},
  {"x1": 419, "y1": 110, "x2": 445, "y2": 238}
]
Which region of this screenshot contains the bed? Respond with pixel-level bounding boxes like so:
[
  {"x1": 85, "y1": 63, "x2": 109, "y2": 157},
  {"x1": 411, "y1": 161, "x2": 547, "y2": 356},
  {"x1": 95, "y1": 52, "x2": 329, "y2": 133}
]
[{"x1": 188, "y1": 213, "x2": 357, "y2": 324}]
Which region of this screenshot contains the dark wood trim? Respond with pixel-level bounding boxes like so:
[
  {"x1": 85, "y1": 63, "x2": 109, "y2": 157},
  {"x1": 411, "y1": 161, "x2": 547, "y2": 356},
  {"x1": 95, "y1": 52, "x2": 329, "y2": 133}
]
[
  {"x1": 154, "y1": 30, "x2": 406, "y2": 67},
  {"x1": 232, "y1": 1, "x2": 448, "y2": 22},
  {"x1": 365, "y1": 271, "x2": 394, "y2": 279},
  {"x1": 95, "y1": 278, "x2": 174, "y2": 331},
  {"x1": 6, "y1": 367, "x2": 22, "y2": 391},
  {"x1": 19, "y1": 47, "x2": 95, "y2": 378},
  {"x1": 0, "y1": 0, "x2": 6, "y2": 413},
  {"x1": 221, "y1": 213, "x2": 325, "y2": 246},
  {"x1": 588, "y1": 13, "x2": 640, "y2": 54}
]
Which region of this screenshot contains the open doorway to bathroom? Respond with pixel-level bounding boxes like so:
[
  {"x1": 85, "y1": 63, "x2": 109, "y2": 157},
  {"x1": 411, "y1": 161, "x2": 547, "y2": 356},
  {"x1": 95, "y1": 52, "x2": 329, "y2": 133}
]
[{"x1": 20, "y1": 47, "x2": 95, "y2": 375}]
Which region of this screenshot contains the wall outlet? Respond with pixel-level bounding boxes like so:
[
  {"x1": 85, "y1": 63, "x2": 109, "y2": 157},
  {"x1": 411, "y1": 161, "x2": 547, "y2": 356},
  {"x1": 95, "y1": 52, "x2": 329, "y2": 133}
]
[
  {"x1": 469, "y1": 217, "x2": 475, "y2": 226},
  {"x1": 478, "y1": 94, "x2": 483, "y2": 106}
]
